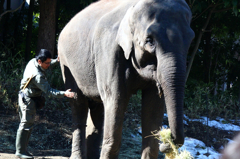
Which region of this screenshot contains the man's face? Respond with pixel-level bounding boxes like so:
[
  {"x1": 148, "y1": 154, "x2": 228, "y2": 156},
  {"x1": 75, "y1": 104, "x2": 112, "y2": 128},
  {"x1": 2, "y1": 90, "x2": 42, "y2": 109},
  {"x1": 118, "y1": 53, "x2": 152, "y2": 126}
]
[{"x1": 38, "y1": 58, "x2": 51, "y2": 70}]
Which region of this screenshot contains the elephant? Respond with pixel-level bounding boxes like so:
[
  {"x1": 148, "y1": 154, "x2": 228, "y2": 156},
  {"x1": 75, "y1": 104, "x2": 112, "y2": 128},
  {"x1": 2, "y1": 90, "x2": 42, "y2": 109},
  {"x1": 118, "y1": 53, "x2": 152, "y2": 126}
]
[{"x1": 58, "y1": 0, "x2": 195, "y2": 158}]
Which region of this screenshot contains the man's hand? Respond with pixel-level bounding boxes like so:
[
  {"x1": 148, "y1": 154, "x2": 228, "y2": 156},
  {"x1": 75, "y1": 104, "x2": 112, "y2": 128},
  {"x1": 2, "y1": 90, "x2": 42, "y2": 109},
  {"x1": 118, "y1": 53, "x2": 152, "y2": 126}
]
[{"x1": 64, "y1": 89, "x2": 75, "y2": 98}]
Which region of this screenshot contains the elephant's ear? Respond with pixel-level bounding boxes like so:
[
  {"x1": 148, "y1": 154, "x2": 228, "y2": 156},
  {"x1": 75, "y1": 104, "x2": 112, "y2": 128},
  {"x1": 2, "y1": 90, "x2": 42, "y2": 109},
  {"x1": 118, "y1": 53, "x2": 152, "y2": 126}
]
[{"x1": 116, "y1": 7, "x2": 134, "y2": 60}]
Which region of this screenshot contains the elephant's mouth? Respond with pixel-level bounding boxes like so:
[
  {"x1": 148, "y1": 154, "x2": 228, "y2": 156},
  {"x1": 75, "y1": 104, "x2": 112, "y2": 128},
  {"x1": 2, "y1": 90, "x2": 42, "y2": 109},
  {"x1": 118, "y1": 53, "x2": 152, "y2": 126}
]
[{"x1": 156, "y1": 80, "x2": 163, "y2": 98}]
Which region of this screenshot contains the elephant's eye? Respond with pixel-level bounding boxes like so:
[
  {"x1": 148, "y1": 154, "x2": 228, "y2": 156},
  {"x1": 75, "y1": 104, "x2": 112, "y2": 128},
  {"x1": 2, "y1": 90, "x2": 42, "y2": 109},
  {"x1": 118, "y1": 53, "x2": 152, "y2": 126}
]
[
  {"x1": 146, "y1": 37, "x2": 154, "y2": 45},
  {"x1": 144, "y1": 37, "x2": 156, "y2": 53}
]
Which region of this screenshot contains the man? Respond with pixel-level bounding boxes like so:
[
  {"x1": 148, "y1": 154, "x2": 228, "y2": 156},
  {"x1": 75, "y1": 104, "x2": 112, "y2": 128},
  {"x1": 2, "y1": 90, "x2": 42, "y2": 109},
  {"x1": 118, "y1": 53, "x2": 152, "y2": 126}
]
[{"x1": 15, "y1": 49, "x2": 75, "y2": 159}]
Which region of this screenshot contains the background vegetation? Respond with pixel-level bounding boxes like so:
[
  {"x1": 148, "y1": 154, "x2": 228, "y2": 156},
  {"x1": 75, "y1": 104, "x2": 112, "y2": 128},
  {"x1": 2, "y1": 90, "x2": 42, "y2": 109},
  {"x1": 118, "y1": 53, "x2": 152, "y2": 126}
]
[{"x1": 0, "y1": 1, "x2": 240, "y2": 156}]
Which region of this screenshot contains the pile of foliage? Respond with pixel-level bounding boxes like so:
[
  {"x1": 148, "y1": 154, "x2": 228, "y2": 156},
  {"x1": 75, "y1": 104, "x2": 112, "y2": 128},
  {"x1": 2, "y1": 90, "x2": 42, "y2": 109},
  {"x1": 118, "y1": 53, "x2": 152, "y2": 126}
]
[{"x1": 154, "y1": 128, "x2": 193, "y2": 159}]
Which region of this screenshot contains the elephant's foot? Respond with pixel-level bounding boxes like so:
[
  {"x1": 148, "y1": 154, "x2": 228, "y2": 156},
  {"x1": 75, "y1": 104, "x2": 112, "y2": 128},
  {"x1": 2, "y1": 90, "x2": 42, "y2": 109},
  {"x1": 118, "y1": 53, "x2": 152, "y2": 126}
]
[{"x1": 70, "y1": 151, "x2": 85, "y2": 159}]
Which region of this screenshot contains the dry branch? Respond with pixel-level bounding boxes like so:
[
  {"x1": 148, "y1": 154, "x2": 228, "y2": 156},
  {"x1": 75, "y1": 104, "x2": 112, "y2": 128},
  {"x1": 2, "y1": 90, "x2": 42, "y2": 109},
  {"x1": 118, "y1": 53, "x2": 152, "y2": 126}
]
[{"x1": 0, "y1": 0, "x2": 26, "y2": 22}]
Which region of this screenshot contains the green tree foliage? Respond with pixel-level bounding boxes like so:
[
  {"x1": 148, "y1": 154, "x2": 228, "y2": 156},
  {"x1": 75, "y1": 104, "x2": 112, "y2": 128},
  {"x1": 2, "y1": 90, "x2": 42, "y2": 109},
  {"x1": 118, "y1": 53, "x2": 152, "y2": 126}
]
[
  {"x1": 186, "y1": 0, "x2": 240, "y2": 81},
  {"x1": 185, "y1": 0, "x2": 240, "y2": 119}
]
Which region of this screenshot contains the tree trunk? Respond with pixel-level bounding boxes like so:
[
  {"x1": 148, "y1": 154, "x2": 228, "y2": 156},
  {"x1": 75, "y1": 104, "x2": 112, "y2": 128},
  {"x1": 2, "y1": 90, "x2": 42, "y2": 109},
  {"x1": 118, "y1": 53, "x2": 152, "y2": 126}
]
[
  {"x1": 203, "y1": 26, "x2": 212, "y2": 83},
  {"x1": 25, "y1": 0, "x2": 34, "y2": 61},
  {"x1": 1, "y1": 0, "x2": 10, "y2": 44},
  {"x1": 0, "y1": 0, "x2": 5, "y2": 14},
  {"x1": 238, "y1": 84, "x2": 240, "y2": 106},
  {"x1": 37, "y1": 0, "x2": 57, "y2": 56},
  {"x1": 0, "y1": 0, "x2": 5, "y2": 41},
  {"x1": 185, "y1": 7, "x2": 216, "y2": 83},
  {"x1": 13, "y1": 1, "x2": 26, "y2": 56},
  {"x1": 54, "y1": 0, "x2": 60, "y2": 58}
]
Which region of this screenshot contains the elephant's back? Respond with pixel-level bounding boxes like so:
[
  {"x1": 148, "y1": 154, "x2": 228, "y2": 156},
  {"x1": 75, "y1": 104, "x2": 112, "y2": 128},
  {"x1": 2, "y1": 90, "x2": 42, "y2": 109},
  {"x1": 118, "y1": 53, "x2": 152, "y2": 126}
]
[
  {"x1": 58, "y1": 0, "x2": 137, "y2": 54},
  {"x1": 58, "y1": 0, "x2": 127, "y2": 67},
  {"x1": 58, "y1": 0, "x2": 137, "y2": 98}
]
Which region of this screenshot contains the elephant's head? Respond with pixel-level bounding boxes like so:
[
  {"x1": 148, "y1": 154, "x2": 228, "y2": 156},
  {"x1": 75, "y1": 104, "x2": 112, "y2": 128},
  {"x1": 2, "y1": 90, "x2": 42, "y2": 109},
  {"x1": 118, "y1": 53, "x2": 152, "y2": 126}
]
[{"x1": 116, "y1": 0, "x2": 194, "y2": 151}]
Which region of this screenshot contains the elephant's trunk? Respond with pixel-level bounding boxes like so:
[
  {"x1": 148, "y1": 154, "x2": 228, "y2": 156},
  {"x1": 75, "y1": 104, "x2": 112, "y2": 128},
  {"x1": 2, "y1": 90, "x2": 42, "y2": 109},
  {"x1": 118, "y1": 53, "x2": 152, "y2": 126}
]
[{"x1": 157, "y1": 52, "x2": 186, "y2": 146}]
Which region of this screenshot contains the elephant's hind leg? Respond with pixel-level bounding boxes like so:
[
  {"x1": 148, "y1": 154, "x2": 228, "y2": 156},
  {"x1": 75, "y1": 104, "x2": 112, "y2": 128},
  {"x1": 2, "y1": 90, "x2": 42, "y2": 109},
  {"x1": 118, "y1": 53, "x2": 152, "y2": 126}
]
[
  {"x1": 86, "y1": 101, "x2": 104, "y2": 159},
  {"x1": 70, "y1": 93, "x2": 89, "y2": 159},
  {"x1": 63, "y1": 66, "x2": 89, "y2": 159}
]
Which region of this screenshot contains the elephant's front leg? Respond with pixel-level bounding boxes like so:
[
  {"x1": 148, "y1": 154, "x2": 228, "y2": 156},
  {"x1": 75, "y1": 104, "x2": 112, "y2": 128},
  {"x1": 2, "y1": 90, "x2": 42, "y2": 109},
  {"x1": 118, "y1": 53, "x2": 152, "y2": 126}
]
[
  {"x1": 70, "y1": 94, "x2": 89, "y2": 159},
  {"x1": 100, "y1": 96, "x2": 128, "y2": 159},
  {"x1": 141, "y1": 86, "x2": 165, "y2": 159}
]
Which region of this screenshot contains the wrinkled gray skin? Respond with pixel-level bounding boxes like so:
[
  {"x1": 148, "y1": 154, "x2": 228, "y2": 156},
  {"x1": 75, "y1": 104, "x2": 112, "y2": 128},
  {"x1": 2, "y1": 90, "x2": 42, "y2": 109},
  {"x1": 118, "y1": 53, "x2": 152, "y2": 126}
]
[{"x1": 58, "y1": 0, "x2": 194, "y2": 158}]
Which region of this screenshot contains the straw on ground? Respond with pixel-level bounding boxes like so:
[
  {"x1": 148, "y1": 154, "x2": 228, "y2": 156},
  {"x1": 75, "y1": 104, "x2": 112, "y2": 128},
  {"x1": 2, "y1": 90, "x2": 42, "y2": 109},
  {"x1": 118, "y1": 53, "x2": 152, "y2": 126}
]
[{"x1": 152, "y1": 128, "x2": 193, "y2": 159}]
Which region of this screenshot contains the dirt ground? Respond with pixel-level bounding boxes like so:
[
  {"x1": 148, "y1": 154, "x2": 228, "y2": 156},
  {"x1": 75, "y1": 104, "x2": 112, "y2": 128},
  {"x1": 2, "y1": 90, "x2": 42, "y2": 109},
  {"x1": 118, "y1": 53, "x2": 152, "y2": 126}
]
[
  {"x1": 0, "y1": 104, "x2": 239, "y2": 159},
  {"x1": 0, "y1": 153, "x2": 68, "y2": 159},
  {"x1": 0, "y1": 107, "x2": 72, "y2": 159},
  {"x1": 0, "y1": 105, "x2": 143, "y2": 159}
]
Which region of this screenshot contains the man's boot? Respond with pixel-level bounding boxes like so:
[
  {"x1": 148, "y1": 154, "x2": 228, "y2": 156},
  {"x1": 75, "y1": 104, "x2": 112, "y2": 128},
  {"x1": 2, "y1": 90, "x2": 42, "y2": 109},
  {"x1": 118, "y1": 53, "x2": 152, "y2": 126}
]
[
  {"x1": 25, "y1": 129, "x2": 33, "y2": 156},
  {"x1": 15, "y1": 129, "x2": 34, "y2": 159}
]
